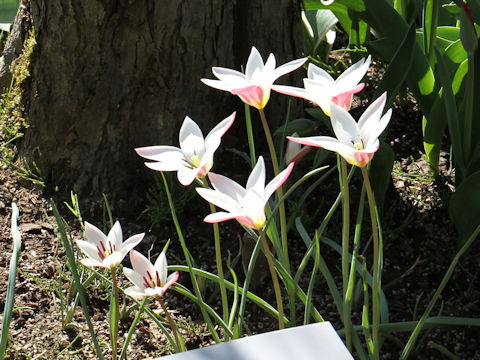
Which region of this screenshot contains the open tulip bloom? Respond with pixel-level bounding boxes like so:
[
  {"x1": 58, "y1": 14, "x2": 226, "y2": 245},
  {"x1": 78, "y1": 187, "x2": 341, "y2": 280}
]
[
  {"x1": 272, "y1": 55, "x2": 371, "y2": 116},
  {"x1": 287, "y1": 92, "x2": 392, "y2": 167},
  {"x1": 201, "y1": 46, "x2": 307, "y2": 109},
  {"x1": 123, "y1": 250, "x2": 179, "y2": 299},
  {"x1": 135, "y1": 112, "x2": 235, "y2": 186},
  {"x1": 76, "y1": 221, "x2": 145, "y2": 269},
  {"x1": 196, "y1": 156, "x2": 294, "y2": 230}
]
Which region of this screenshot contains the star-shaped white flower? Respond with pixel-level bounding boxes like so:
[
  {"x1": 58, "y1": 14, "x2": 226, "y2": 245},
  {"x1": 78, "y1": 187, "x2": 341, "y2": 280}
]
[
  {"x1": 123, "y1": 250, "x2": 179, "y2": 300},
  {"x1": 287, "y1": 92, "x2": 392, "y2": 167},
  {"x1": 201, "y1": 46, "x2": 307, "y2": 109},
  {"x1": 76, "y1": 221, "x2": 144, "y2": 269},
  {"x1": 135, "y1": 112, "x2": 235, "y2": 186},
  {"x1": 196, "y1": 156, "x2": 294, "y2": 230},
  {"x1": 273, "y1": 55, "x2": 371, "y2": 116}
]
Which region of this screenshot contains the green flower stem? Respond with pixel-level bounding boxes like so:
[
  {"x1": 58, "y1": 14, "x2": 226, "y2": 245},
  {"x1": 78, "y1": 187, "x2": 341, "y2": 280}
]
[
  {"x1": 158, "y1": 296, "x2": 183, "y2": 353},
  {"x1": 361, "y1": 167, "x2": 380, "y2": 360},
  {"x1": 245, "y1": 104, "x2": 256, "y2": 167},
  {"x1": 463, "y1": 53, "x2": 474, "y2": 163},
  {"x1": 400, "y1": 224, "x2": 480, "y2": 360},
  {"x1": 258, "y1": 108, "x2": 294, "y2": 324},
  {"x1": 110, "y1": 268, "x2": 120, "y2": 360},
  {"x1": 119, "y1": 298, "x2": 147, "y2": 360},
  {"x1": 161, "y1": 172, "x2": 221, "y2": 343},
  {"x1": 259, "y1": 228, "x2": 285, "y2": 329},
  {"x1": 339, "y1": 157, "x2": 352, "y2": 350},
  {"x1": 201, "y1": 177, "x2": 229, "y2": 332}
]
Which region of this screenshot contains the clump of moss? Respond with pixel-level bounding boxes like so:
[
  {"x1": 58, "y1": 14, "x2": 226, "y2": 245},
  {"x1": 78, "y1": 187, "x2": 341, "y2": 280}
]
[
  {"x1": 0, "y1": 29, "x2": 35, "y2": 160},
  {"x1": 1, "y1": 29, "x2": 35, "y2": 141},
  {"x1": 0, "y1": 29, "x2": 43, "y2": 186}
]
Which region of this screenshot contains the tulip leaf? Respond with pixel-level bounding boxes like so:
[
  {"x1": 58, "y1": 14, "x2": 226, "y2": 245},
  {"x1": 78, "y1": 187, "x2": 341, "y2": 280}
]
[
  {"x1": 303, "y1": 0, "x2": 365, "y2": 12},
  {"x1": 435, "y1": 47, "x2": 465, "y2": 176},
  {"x1": 369, "y1": 142, "x2": 394, "y2": 215},
  {"x1": 274, "y1": 118, "x2": 317, "y2": 137},
  {"x1": 0, "y1": 204, "x2": 22, "y2": 359},
  {"x1": 445, "y1": 39, "x2": 468, "y2": 63},
  {"x1": 449, "y1": 170, "x2": 480, "y2": 241},
  {"x1": 362, "y1": 0, "x2": 437, "y2": 115},
  {"x1": 452, "y1": 58, "x2": 468, "y2": 94},
  {"x1": 373, "y1": 23, "x2": 416, "y2": 107}
]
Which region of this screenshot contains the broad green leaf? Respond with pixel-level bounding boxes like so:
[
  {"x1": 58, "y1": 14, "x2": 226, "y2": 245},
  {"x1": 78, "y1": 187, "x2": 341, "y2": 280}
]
[
  {"x1": 452, "y1": 58, "x2": 468, "y2": 94},
  {"x1": 422, "y1": 94, "x2": 446, "y2": 175},
  {"x1": 445, "y1": 39, "x2": 468, "y2": 63},
  {"x1": 449, "y1": 170, "x2": 480, "y2": 242},
  {"x1": 304, "y1": 0, "x2": 365, "y2": 12},
  {"x1": 373, "y1": 23, "x2": 417, "y2": 106},
  {"x1": 415, "y1": 30, "x2": 454, "y2": 53},
  {"x1": 435, "y1": 48, "x2": 465, "y2": 173},
  {"x1": 362, "y1": 0, "x2": 437, "y2": 114},
  {"x1": 436, "y1": 26, "x2": 460, "y2": 42}
]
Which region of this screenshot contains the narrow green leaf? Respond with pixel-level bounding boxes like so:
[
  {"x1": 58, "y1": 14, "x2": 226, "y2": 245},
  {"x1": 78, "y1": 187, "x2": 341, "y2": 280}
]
[{"x1": 0, "y1": 204, "x2": 22, "y2": 359}]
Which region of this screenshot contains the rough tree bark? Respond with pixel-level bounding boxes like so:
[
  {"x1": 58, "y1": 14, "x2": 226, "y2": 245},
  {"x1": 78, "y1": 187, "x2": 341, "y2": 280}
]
[{"x1": 1, "y1": 0, "x2": 303, "y2": 206}]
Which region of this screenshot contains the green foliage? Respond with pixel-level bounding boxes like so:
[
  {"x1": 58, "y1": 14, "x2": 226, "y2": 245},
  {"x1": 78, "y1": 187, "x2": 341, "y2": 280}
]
[
  {"x1": 146, "y1": 173, "x2": 197, "y2": 228},
  {"x1": 0, "y1": 0, "x2": 18, "y2": 24}
]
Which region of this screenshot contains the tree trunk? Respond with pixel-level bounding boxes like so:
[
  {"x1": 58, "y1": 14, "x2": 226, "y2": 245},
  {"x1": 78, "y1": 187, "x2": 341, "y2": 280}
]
[{"x1": 2, "y1": 0, "x2": 303, "y2": 206}]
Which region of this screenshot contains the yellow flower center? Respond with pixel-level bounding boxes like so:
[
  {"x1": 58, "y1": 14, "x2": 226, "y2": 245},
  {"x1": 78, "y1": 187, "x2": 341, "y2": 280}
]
[{"x1": 353, "y1": 141, "x2": 364, "y2": 150}]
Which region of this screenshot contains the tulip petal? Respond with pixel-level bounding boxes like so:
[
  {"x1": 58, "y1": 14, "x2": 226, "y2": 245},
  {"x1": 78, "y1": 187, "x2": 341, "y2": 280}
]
[
  {"x1": 154, "y1": 252, "x2": 168, "y2": 285},
  {"x1": 84, "y1": 221, "x2": 107, "y2": 250},
  {"x1": 207, "y1": 172, "x2": 247, "y2": 202},
  {"x1": 336, "y1": 55, "x2": 371, "y2": 90},
  {"x1": 203, "y1": 211, "x2": 245, "y2": 224},
  {"x1": 307, "y1": 63, "x2": 334, "y2": 84},
  {"x1": 129, "y1": 250, "x2": 154, "y2": 279},
  {"x1": 332, "y1": 83, "x2": 364, "y2": 110},
  {"x1": 135, "y1": 146, "x2": 184, "y2": 162},
  {"x1": 108, "y1": 221, "x2": 123, "y2": 251},
  {"x1": 330, "y1": 104, "x2": 361, "y2": 146},
  {"x1": 264, "y1": 162, "x2": 294, "y2": 203},
  {"x1": 80, "y1": 258, "x2": 104, "y2": 268},
  {"x1": 196, "y1": 187, "x2": 243, "y2": 214},
  {"x1": 124, "y1": 286, "x2": 148, "y2": 300},
  {"x1": 204, "y1": 112, "x2": 236, "y2": 154},
  {"x1": 245, "y1": 47, "x2": 264, "y2": 81},
  {"x1": 102, "y1": 252, "x2": 123, "y2": 268},
  {"x1": 162, "y1": 271, "x2": 179, "y2": 294},
  {"x1": 271, "y1": 84, "x2": 309, "y2": 100},
  {"x1": 211, "y1": 67, "x2": 246, "y2": 83},
  {"x1": 358, "y1": 92, "x2": 386, "y2": 131},
  {"x1": 246, "y1": 156, "x2": 266, "y2": 196},
  {"x1": 123, "y1": 267, "x2": 147, "y2": 290},
  {"x1": 121, "y1": 233, "x2": 145, "y2": 256},
  {"x1": 144, "y1": 161, "x2": 188, "y2": 172},
  {"x1": 177, "y1": 167, "x2": 203, "y2": 186},
  {"x1": 76, "y1": 240, "x2": 102, "y2": 262},
  {"x1": 273, "y1": 57, "x2": 307, "y2": 80},
  {"x1": 201, "y1": 78, "x2": 238, "y2": 92},
  {"x1": 179, "y1": 116, "x2": 205, "y2": 161}
]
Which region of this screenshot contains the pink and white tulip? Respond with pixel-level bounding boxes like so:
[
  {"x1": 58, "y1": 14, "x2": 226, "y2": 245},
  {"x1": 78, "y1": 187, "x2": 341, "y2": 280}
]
[
  {"x1": 196, "y1": 156, "x2": 294, "y2": 230},
  {"x1": 76, "y1": 221, "x2": 144, "y2": 269},
  {"x1": 135, "y1": 112, "x2": 235, "y2": 186},
  {"x1": 123, "y1": 250, "x2": 179, "y2": 299},
  {"x1": 287, "y1": 92, "x2": 391, "y2": 167},
  {"x1": 201, "y1": 46, "x2": 307, "y2": 109},
  {"x1": 273, "y1": 55, "x2": 371, "y2": 116},
  {"x1": 285, "y1": 132, "x2": 311, "y2": 165}
]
